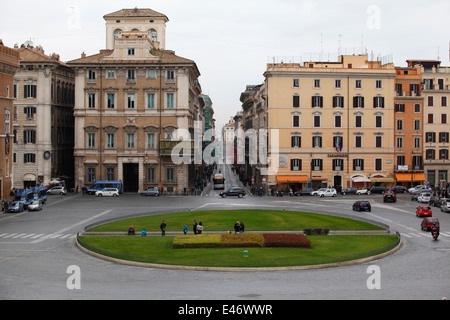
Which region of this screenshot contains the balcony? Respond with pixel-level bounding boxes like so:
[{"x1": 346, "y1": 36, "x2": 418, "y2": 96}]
[{"x1": 159, "y1": 140, "x2": 195, "y2": 156}]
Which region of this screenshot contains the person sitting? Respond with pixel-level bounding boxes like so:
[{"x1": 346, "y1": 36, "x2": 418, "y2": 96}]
[
  {"x1": 141, "y1": 229, "x2": 147, "y2": 236},
  {"x1": 128, "y1": 225, "x2": 135, "y2": 236}
]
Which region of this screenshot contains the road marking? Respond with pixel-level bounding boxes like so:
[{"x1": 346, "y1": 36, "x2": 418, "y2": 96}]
[
  {"x1": 12, "y1": 233, "x2": 27, "y2": 238},
  {"x1": 3, "y1": 233, "x2": 18, "y2": 238}
]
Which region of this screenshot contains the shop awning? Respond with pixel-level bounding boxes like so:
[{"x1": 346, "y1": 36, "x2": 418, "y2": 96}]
[
  {"x1": 352, "y1": 176, "x2": 371, "y2": 183},
  {"x1": 395, "y1": 173, "x2": 426, "y2": 182},
  {"x1": 277, "y1": 176, "x2": 309, "y2": 183},
  {"x1": 370, "y1": 177, "x2": 395, "y2": 183}
]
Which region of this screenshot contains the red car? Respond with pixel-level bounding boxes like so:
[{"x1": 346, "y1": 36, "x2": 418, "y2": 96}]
[
  {"x1": 421, "y1": 217, "x2": 440, "y2": 231},
  {"x1": 416, "y1": 205, "x2": 432, "y2": 217}
]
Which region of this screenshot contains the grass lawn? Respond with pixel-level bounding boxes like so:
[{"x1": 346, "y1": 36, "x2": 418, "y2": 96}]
[
  {"x1": 86, "y1": 209, "x2": 385, "y2": 233},
  {"x1": 78, "y1": 234, "x2": 399, "y2": 268}
]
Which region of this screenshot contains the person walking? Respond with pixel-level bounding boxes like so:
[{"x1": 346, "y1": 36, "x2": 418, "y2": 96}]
[
  {"x1": 193, "y1": 220, "x2": 198, "y2": 235},
  {"x1": 160, "y1": 220, "x2": 166, "y2": 236}
]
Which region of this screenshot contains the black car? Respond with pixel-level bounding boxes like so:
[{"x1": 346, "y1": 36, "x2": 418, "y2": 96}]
[
  {"x1": 370, "y1": 186, "x2": 386, "y2": 194},
  {"x1": 220, "y1": 187, "x2": 246, "y2": 198},
  {"x1": 341, "y1": 187, "x2": 357, "y2": 195},
  {"x1": 383, "y1": 191, "x2": 397, "y2": 203},
  {"x1": 294, "y1": 188, "x2": 314, "y2": 196},
  {"x1": 352, "y1": 201, "x2": 371, "y2": 212},
  {"x1": 392, "y1": 185, "x2": 407, "y2": 193}
]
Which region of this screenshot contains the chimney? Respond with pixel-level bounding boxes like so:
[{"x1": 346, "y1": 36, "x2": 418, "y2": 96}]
[{"x1": 81, "y1": 52, "x2": 86, "y2": 58}]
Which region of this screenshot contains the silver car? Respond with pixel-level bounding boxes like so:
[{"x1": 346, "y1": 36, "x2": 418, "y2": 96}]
[
  {"x1": 140, "y1": 187, "x2": 160, "y2": 196},
  {"x1": 28, "y1": 200, "x2": 43, "y2": 211},
  {"x1": 47, "y1": 186, "x2": 66, "y2": 195},
  {"x1": 441, "y1": 202, "x2": 450, "y2": 213}
]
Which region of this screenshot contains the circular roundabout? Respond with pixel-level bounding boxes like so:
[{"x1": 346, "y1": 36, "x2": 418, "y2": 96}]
[{"x1": 76, "y1": 209, "x2": 401, "y2": 271}]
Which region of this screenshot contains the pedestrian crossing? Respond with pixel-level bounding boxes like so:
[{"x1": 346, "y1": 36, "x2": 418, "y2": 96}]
[
  {"x1": 0, "y1": 232, "x2": 76, "y2": 241},
  {"x1": 400, "y1": 231, "x2": 450, "y2": 239}
]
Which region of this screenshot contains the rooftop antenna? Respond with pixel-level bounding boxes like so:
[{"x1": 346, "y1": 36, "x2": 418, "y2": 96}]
[
  {"x1": 437, "y1": 46, "x2": 440, "y2": 61},
  {"x1": 338, "y1": 34, "x2": 342, "y2": 56}
]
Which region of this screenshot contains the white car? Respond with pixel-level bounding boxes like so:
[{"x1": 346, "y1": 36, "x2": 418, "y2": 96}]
[
  {"x1": 95, "y1": 188, "x2": 119, "y2": 197},
  {"x1": 311, "y1": 188, "x2": 327, "y2": 196},
  {"x1": 417, "y1": 192, "x2": 431, "y2": 203},
  {"x1": 27, "y1": 200, "x2": 43, "y2": 211},
  {"x1": 356, "y1": 187, "x2": 371, "y2": 195},
  {"x1": 317, "y1": 188, "x2": 337, "y2": 197},
  {"x1": 441, "y1": 202, "x2": 450, "y2": 213}
]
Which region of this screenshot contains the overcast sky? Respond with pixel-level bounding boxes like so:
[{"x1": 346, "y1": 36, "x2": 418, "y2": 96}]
[{"x1": 2, "y1": 0, "x2": 449, "y2": 130}]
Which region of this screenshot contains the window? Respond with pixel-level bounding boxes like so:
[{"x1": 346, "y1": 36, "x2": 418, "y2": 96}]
[
  {"x1": 313, "y1": 115, "x2": 321, "y2": 127},
  {"x1": 428, "y1": 114, "x2": 434, "y2": 124},
  {"x1": 355, "y1": 136, "x2": 362, "y2": 148},
  {"x1": 147, "y1": 133, "x2": 156, "y2": 149},
  {"x1": 291, "y1": 158, "x2": 302, "y2": 171},
  {"x1": 166, "y1": 69, "x2": 175, "y2": 83},
  {"x1": 335, "y1": 79, "x2": 342, "y2": 89},
  {"x1": 5, "y1": 109, "x2": 10, "y2": 135},
  {"x1": 353, "y1": 159, "x2": 364, "y2": 171},
  {"x1": 166, "y1": 167, "x2": 175, "y2": 183},
  {"x1": 24, "y1": 85, "x2": 36, "y2": 98},
  {"x1": 442, "y1": 96, "x2": 448, "y2": 107},
  {"x1": 149, "y1": 29, "x2": 157, "y2": 42},
  {"x1": 414, "y1": 137, "x2": 421, "y2": 149},
  {"x1": 107, "y1": 168, "x2": 115, "y2": 181},
  {"x1": 439, "y1": 132, "x2": 449, "y2": 143},
  {"x1": 355, "y1": 115, "x2": 362, "y2": 128},
  {"x1": 414, "y1": 120, "x2": 421, "y2": 131},
  {"x1": 397, "y1": 155, "x2": 405, "y2": 166},
  {"x1": 87, "y1": 133, "x2": 96, "y2": 148},
  {"x1": 292, "y1": 114, "x2": 300, "y2": 128},
  {"x1": 440, "y1": 149, "x2": 449, "y2": 160},
  {"x1": 106, "y1": 133, "x2": 115, "y2": 148},
  {"x1": 127, "y1": 48, "x2": 135, "y2": 56},
  {"x1": 106, "y1": 70, "x2": 115, "y2": 79},
  {"x1": 127, "y1": 94, "x2": 135, "y2": 109},
  {"x1": 397, "y1": 120, "x2": 403, "y2": 130},
  {"x1": 314, "y1": 79, "x2": 321, "y2": 88},
  {"x1": 127, "y1": 69, "x2": 136, "y2": 82},
  {"x1": 88, "y1": 168, "x2": 96, "y2": 183},
  {"x1": 88, "y1": 93, "x2": 96, "y2": 109},
  {"x1": 107, "y1": 94, "x2": 115, "y2": 109},
  {"x1": 166, "y1": 93, "x2": 175, "y2": 109},
  {"x1": 426, "y1": 132, "x2": 436, "y2": 143},
  {"x1": 426, "y1": 149, "x2": 435, "y2": 160},
  {"x1": 293, "y1": 95, "x2": 300, "y2": 108},
  {"x1": 397, "y1": 137, "x2": 403, "y2": 148},
  {"x1": 333, "y1": 136, "x2": 343, "y2": 150},
  {"x1": 312, "y1": 96, "x2": 323, "y2": 108},
  {"x1": 147, "y1": 93, "x2": 156, "y2": 109},
  {"x1": 23, "y1": 129, "x2": 36, "y2": 144},
  {"x1": 291, "y1": 136, "x2": 301, "y2": 148},
  {"x1": 293, "y1": 79, "x2": 300, "y2": 88},
  {"x1": 375, "y1": 158, "x2": 383, "y2": 171},
  {"x1": 442, "y1": 114, "x2": 447, "y2": 124},
  {"x1": 395, "y1": 104, "x2": 405, "y2": 112},
  {"x1": 375, "y1": 136, "x2": 382, "y2": 148},
  {"x1": 414, "y1": 104, "x2": 421, "y2": 113},
  {"x1": 424, "y1": 79, "x2": 433, "y2": 90},
  {"x1": 376, "y1": 80, "x2": 382, "y2": 89},
  {"x1": 311, "y1": 159, "x2": 323, "y2": 171},
  {"x1": 333, "y1": 96, "x2": 344, "y2": 108},
  {"x1": 87, "y1": 70, "x2": 96, "y2": 82},
  {"x1": 335, "y1": 115, "x2": 342, "y2": 128},
  {"x1": 312, "y1": 136, "x2": 322, "y2": 148},
  {"x1": 147, "y1": 69, "x2": 156, "y2": 78},
  {"x1": 375, "y1": 115, "x2": 382, "y2": 128},
  {"x1": 428, "y1": 96, "x2": 434, "y2": 106},
  {"x1": 374, "y1": 96, "x2": 385, "y2": 108},
  {"x1": 24, "y1": 106, "x2": 36, "y2": 119},
  {"x1": 355, "y1": 80, "x2": 362, "y2": 89},
  {"x1": 24, "y1": 153, "x2": 36, "y2": 163},
  {"x1": 147, "y1": 167, "x2": 156, "y2": 183},
  {"x1": 333, "y1": 159, "x2": 344, "y2": 171},
  {"x1": 127, "y1": 133, "x2": 135, "y2": 149},
  {"x1": 353, "y1": 96, "x2": 364, "y2": 108}
]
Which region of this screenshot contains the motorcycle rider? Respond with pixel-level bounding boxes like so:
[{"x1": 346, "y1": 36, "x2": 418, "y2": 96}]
[{"x1": 431, "y1": 222, "x2": 440, "y2": 240}]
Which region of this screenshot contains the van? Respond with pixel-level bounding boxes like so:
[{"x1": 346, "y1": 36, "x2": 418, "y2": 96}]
[
  {"x1": 87, "y1": 181, "x2": 122, "y2": 195},
  {"x1": 417, "y1": 192, "x2": 431, "y2": 203}
]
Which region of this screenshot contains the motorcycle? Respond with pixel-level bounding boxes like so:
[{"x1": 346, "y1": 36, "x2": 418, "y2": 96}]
[{"x1": 431, "y1": 227, "x2": 439, "y2": 241}]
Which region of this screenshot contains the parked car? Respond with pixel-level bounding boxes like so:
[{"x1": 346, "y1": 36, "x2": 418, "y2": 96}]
[
  {"x1": 311, "y1": 188, "x2": 327, "y2": 196},
  {"x1": 27, "y1": 200, "x2": 43, "y2": 212},
  {"x1": 140, "y1": 187, "x2": 160, "y2": 196},
  {"x1": 421, "y1": 217, "x2": 440, "y2": 231},
  {"x1": 392, "y1": 185, "x2": 407, "y2": 193},
  {"x1": 7, "y1": 201, "x2": 24, "y2": 213},
  {"x1": 47, "y1": 186, "x2": 67, "y2": 195},
  {"x1": 383, "y1": 192, "x2": 397, "y2": 203},
  {"x1": 408, "y1": 185, "x2": 430, "y2": 194},
  {"x1": 220, "y1": 187, "x2": 246, "y2": 198},
  {"x1": 95, "y1": 188, "x2": 119, "y2": 197},
  {"x1": 441, "y1": 202, "x2": 450, "y2": 213},
  {"x1": 352, "y1": 201, "x2": 371, "y2": 212},
  {"x1": 356, "y1": 187, "x2": 371, "y2": 195},
  {"x1": 341, "y1": 187, "x2": 357, "y2": 195},
  {"x1": 370, "y1": 186, "x2": 386, "y2": 194},
  {"x1": 317, "y1": 188, "x2": 337, "y2": 197},
  {"x1": 417, "y1": 192, "x2": 431, "y2": 203},
  {"x1": 411, "y1": 190, "x2": 421, "y2": 201},
  {"x1": 416, "y1": 205, "x2": 432, "y2": 217},
  {"x1": 294, "y1": 188, "x2": 314, "y2": 196}
]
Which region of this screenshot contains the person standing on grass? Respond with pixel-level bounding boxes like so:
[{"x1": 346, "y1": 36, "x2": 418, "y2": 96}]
[
  {"x1": 183, "y1": 224, "x2": 188, "y2": 235},
  {"x1": 197, "y1": 222, "x2": 203, "y2": 234},
  {"x1": 160, "y1": 220, "x2": 166, "y2": 236},
  {"x1": 239, "y1": 221, "x2": 245, "y2": 233},
  {"x1": 193, "y1": 219, "x2": 198, "y2": 235},
  {"x1": 234, "y1": 221, "x2": 240, "y2": 234}
]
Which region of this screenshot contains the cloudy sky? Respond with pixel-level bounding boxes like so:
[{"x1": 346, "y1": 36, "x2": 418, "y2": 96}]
[{"x1": 2, "y1": 0, "x2": 449, "y2": 130}]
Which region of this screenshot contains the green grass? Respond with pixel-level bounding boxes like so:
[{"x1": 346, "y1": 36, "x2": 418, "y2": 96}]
[
  {"x1": 87, "y1": 209, "x2": 385, "y2": 233},
  {"x1": 79, "y1": 235, "x2": 399, "y2": 268}
]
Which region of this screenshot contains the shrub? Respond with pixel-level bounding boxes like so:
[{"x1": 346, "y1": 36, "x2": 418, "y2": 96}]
[
  {"x1": 263, "y1": 233, "x2": 312, "y2": 248},
  {"x1": 221, "y1": 233, "x2": 265, "y2": 248},
  {"x1": 303, "y1": 228, "x2": 329, "y2": 236},
  {"x1": 172, "y1": 234, "x2": 222, "y2": 249}
]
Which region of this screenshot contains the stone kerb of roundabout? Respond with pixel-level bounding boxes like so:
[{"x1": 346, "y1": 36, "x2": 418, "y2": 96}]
[{"x1": 75, "y1": 209, "x2": 402, "y2": 272}]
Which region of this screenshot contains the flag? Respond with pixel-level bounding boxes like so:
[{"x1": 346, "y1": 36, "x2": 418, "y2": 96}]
[{"x1": 339, "y1": 139, "x2": 343, "y2": 152}]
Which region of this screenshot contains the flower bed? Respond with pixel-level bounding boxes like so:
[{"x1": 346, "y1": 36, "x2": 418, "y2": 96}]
[
  {"x1": 263, "y1": 233, "x2": 311, "y2": 248},
  {"x1": 221, "y1": 233, "x2": 265, "y2": 248}
]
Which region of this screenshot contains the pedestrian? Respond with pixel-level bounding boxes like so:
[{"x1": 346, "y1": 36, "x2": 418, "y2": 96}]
[
  {"x1": 197, "y1": 222, "x2": 203, "y2": 234},
  {"x1": 239, "y1": 221, "x2": 245, "y2": 233},
  {"x1": 183, "y1": 224, "x2": 188, "y2": 235},
  {"x1": 193, "y1": 219, "x2": 198, "y2": 235},
  {"x1": 141, "y1": 229, "x2": 147, "y2": 236},
  {"x1": 128, "y1": 225, "x2": 135, "y2": 235},
  {"x1": 234, "y1": 221, "x2": 240, "y2": 234},
  {"x1": 160, "y1": 220, "x2": 166, "y2": 236}
]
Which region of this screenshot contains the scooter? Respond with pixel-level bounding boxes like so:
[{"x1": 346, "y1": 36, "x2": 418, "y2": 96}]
[{"x1": 431, "y1": 228, "x2": 439, "y2": 241}]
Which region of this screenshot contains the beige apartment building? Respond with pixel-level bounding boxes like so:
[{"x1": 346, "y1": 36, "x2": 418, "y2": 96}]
[
  {"x1": 264, "y1": 54, "x2": 397, "y2": 191},
  {"x1": 407, "y1": 60, "x2": 450, "y2": 189},
  {"x1": 67, "y1": 8, "x2": 204, "y2": 193}
]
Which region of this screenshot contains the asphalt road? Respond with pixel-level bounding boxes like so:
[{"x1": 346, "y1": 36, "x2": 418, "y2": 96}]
[{"x1": 1, "y1": 166, "x2": 449, "y2": 300}]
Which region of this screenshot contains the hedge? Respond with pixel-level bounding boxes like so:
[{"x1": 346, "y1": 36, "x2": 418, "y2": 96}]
[{"x1": 172, "y1": 233, "x2": 311, "y2": 249}]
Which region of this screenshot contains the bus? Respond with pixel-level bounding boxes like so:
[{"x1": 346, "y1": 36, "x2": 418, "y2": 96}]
[
  {"x1": 87, "y1": 180, "x2": 123, "y2": 195},
  {"x1": 213, "y1": 174, "x2": 225, "y2": 190}
]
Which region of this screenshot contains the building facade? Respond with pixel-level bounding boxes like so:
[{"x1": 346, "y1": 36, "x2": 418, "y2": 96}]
[
  {"x1": 264, "y1": 54, "x2": 397, "y2": 192},
  {"x1": 68, "y1": 8, "x2": 204, "y2": 194},
  {"x1": 12, "y1": 44, "x2": 74, "y2": 189},
  {"x1": 0, "y1": 41, "x2": 20, "y2": 201},
  {"x1": 407, "y1": 60, "x2": 450, "y2": 189}
]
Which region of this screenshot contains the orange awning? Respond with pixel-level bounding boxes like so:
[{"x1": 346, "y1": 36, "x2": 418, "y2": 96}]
[
  {"x1": 277, "y1": 176, "x2": 309, "y2": 183},
  {"x1": 396, "y1": 173, "x2": 426, "y2": 182}
]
